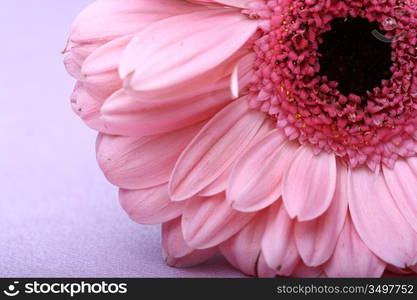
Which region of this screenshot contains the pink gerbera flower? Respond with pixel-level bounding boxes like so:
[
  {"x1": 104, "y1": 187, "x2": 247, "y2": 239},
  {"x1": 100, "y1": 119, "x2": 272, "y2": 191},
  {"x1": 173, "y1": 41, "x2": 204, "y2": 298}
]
[{"x1": 65, "y1": 0, "x2": 417, "y2": 277}]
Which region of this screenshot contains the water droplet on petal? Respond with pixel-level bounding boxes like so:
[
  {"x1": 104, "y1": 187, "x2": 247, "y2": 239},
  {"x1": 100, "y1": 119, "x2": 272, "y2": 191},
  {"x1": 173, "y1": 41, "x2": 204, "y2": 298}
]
[{"x1": 382, "y1": 17, "x2": 397, "y2": 31}]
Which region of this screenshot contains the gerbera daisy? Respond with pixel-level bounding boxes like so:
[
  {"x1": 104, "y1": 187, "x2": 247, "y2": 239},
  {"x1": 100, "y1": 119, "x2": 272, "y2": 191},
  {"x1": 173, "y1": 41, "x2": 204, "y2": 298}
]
[{"x1": 65, "y1": 0, "x2": 417, "y2": 277}]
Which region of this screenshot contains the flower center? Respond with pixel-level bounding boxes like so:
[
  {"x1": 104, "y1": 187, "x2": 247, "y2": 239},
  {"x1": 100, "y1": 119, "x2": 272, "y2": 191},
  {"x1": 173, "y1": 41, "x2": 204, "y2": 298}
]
[
  {"x1": 247, "y1": 0, "x2": 417, "y2": 169},
  {"x1": 318, "y1": 17, "x2": 393, "y2": 98}
]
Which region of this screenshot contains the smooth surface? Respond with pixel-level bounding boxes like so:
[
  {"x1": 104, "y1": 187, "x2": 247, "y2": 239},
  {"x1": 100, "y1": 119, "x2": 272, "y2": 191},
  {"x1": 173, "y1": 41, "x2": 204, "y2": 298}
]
[{"x1": 0, "y1": 0, "x2": 242, "y2": 277}]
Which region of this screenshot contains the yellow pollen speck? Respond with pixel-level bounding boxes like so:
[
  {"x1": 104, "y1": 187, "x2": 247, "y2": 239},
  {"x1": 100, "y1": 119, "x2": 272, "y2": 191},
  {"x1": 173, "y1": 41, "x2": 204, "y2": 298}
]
[
  {"x1": 280, "y1": 86, "x2": 285, "y2": 92},
  {"x1": 289, "y1": 98, "x2": 295, "y2": 103},
  {"x1": 282, "y1": 21, "x2": 287, "y2": 25},
  {"x1": 364, "y1": 131, "x2": 371, "y2": 136},
  {"x1": 331, "y1": 125, "x2": 337, "y2": 131},
  {"x1": 294, "y1": 114, "x2": 302, "y2": 119}
]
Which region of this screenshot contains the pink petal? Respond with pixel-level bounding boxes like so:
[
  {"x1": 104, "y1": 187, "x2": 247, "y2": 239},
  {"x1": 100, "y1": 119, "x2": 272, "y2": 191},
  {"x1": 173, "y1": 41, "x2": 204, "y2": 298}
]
[
  {"x1": 383, "y1": 157, "x2": 417, "y2": 232},
  {"x1": 162, "y1": 217, "x2": 200, "y2": 258},
  {"x1": 198, "y1": 119, "x2": 275, "y2": 197},
  {"x1": 73, "y1": 36, "x2": 131, "y2": 101},
  {"x1": 162, "y1": 218, "x2": 217, "y2": 268},
  {"x1": 214, "y1": 0, "x2": 252, "y2": 8},
  {"x1": 282, "y1": 146, "x2": 337, "y2": 221},
  {"x1": 123, "y1": 48, "x2": 254, "y2": 106},
  {"x1": 198, "y1": 168, "x2": 231, "y2": 197},
  {"x1": 261, "y1": 203, "x2": 299, "y2": 276},
  {"x1": 235, "y1": 53, "x2": 256, "y2": 90},
  {"x1": 294, "y1": 163, "x2": 348, "y2": 267},
  {"x1": 230, "y1": 63, "x2": 240, "y2": 99},
  {"x1": 71, "y1": 83, "x2": 104, "y2": 131},
  {"x1": 256, "y1": 253, "x2": 277, "y2": 278},
  {"x1": 230, "y1": 53, "x2": 256, "y2": 99},
  {"x1": 119, "y1": 184, "x2": 184, "y2": 225},
  {"x1": 119, "y1": 9, "x2": 258, "y2": 92},
  {"x1": 96, "y1": 123, "x2": 202, "y2": 189},
  {"x1": 71, "y1": 0, "x2": 203, "y2": 43},
  {"x1": 324, "y1": 215, "x2": 385, "y2": 278},
  {"x1": 164, "y1": 250, "x2": 217, "y2": 268},
  {"x1": 64, "y1": 41, "x2": 104, "y2": 80},
  {"x1": 81, "y1": 68, "x2": 121, "y2": 100},
  {"x1": 182, "y1": 194, "x2": 255, "y2": 249},
  {"x1": 291, "y1": 262, "x2": 324, "y2": 278},
  {"x1": 101, "y1": 86, "x2": 231, "y2": 137},
  {"x1": 187, "y1": 0, "x2": 218, "y2": 5},
  {"x1": 187, "y1": 0, "x2": 251, "y2": 8},
  {"x1": 169, "y1": 98, "x2": 266, "y2": 201},
  {"x1": 227, "y1": 131, "x2": 297, "y2": 212},
  {"x1": 122, "y1": 48, "x2": 247, "y2": 103},
  {"x1": 219, "y1": 213, "x2": 267, "y2": 276},
  {"x1": 348, "y1": 167, "x2": 417, "y2": 268},
  {"x1": 81, "y1": 35, "x2": 132, "y2": 79}
]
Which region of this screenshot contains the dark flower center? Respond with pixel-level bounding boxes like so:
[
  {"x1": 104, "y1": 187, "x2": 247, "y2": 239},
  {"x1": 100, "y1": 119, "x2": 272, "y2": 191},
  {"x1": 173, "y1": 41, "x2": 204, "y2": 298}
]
[{"x1": 318, "y1": 18, "x2": 393, "y2": 98}]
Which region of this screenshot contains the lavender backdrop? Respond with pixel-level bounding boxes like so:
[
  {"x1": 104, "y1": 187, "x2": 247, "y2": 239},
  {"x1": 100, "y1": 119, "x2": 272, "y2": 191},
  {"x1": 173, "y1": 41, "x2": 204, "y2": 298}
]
[{"x1": 0, "y1": 0, "x2": 242, "y2": 277}]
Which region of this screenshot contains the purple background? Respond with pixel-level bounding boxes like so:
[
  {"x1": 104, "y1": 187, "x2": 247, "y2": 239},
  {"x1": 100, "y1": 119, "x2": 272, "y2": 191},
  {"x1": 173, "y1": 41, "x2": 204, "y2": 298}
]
[{"x1": 0, "y1": 0, "x2": 242, "y2": 277}]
